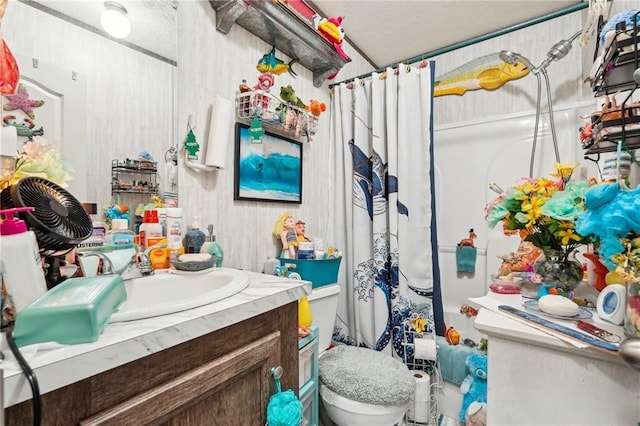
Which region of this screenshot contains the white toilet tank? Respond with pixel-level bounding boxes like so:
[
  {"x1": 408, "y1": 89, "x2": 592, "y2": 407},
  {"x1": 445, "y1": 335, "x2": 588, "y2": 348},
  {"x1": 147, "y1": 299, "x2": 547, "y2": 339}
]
[{"x1": 307, "y1": 283, "x2": 340, "y2": 353}]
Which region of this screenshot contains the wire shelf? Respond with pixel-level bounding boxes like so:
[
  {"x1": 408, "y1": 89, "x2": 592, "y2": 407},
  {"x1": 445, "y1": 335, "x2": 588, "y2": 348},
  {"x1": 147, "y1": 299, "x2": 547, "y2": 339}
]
[
  {"x1": 403, "y1": 315, "x2": 440, "y2": 426},
  {"x1": 235, "y1": 89, "x2": 319, "y2": 141}
]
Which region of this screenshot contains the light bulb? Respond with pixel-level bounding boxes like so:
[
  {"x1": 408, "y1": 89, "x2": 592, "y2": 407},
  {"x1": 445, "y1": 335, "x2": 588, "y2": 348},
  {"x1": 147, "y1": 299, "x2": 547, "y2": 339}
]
[{"x1": 101, "y1": 1, "x2": 131, "y2": 39}]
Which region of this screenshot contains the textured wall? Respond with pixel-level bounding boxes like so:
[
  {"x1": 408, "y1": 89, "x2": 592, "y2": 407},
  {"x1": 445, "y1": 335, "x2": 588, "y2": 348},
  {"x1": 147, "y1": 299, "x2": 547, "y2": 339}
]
[
  {"x1": 3, "y1": 1, "x2": 174, "y2": 222},
  {"x1": 4, "y1": 0, "x2": 635, "y2": 274}
]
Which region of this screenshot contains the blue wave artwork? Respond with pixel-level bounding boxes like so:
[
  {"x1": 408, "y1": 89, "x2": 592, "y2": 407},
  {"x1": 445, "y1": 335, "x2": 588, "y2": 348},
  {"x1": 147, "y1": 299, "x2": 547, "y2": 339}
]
[{"x1": 237, "y1": 127, "x2": 301, "y2": 201}]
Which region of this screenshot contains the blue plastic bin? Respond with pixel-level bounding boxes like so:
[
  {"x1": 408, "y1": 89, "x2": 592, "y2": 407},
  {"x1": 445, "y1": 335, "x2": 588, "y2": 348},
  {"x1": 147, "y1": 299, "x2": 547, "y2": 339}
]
[{"x1": 278, "y1": 257, "x2": 342, "y2": 288}]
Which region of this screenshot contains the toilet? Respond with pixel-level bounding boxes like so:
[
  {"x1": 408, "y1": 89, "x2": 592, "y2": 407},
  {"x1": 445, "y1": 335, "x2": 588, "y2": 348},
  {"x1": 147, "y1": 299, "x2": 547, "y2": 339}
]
[{"x1": 308, "y1": 284, "x2": 415, "y2": 426}]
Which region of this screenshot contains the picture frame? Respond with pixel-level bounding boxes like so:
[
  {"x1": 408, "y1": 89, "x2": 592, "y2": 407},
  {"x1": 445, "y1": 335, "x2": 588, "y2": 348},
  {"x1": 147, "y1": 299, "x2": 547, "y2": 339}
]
[{"x1": 234, "y1": 122, "x2": 303, "y2": 204}]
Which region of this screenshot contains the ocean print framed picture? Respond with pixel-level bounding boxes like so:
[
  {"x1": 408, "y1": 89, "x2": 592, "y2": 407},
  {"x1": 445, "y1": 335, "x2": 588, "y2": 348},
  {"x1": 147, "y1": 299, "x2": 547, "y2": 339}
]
[{"x1": 234, "y1": 122, "x2": 303, "y2": 204}]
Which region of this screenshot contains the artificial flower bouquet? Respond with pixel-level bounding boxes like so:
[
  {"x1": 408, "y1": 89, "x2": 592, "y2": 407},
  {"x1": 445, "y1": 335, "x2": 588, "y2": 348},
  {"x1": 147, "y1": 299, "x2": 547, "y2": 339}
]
[
  {"x1": 0, "y1": 136, "x2": 73, "y2": 190},
  {"x1": 575, "y1": 176, "x2": 640, "y2": 337},
  {"x1": 485, "y1": 163, "x2": 594, "y2": 292}
]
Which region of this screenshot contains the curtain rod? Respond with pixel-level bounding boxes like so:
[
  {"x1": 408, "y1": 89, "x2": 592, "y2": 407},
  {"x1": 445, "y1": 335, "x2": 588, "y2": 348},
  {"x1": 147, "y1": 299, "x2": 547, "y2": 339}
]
[{"x1": 329, "y1": 1, "x2": 589, "y2": 89}]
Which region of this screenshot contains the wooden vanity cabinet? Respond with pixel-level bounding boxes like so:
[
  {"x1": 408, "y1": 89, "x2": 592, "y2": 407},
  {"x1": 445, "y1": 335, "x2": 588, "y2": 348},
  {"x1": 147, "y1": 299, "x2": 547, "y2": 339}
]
[{"x1": 6, "y1": 302, "x2": 299, "y2": 425}]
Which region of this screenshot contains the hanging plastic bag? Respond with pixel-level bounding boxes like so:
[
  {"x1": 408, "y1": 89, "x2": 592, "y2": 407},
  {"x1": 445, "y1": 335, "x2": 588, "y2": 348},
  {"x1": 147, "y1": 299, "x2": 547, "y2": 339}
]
[{"x1": 0, "y1": 0, "x2": 20, "y2": 95}]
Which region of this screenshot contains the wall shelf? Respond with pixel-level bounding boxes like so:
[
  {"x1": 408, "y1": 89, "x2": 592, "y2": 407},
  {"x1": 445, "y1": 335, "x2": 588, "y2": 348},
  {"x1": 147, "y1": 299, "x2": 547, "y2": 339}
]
[
  {"x1": 111, "y1": 159, "x2": 159, "y2": 195},
  {"x1": 585, "y1": 17, "x2": 639, "y2": 155},
  {"x1": 236, "y1": 89, "x2": 319, "y2": 141},
  {"x1": 209, "y1": 0, "x2": 351, "y2": 87}
]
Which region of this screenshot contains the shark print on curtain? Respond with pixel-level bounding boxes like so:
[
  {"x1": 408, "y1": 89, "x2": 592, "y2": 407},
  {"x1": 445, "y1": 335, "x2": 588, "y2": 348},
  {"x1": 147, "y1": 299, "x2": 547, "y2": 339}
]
[{"x1": 329, "y1": 61, "x2": 444, "y2": 361}]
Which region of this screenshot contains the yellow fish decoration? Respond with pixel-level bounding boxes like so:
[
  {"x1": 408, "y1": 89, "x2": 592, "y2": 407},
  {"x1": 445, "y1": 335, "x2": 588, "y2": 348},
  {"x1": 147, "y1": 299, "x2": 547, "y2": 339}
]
[{"x1": 433, "y1": 52, "x2": 530, "y2": 97}]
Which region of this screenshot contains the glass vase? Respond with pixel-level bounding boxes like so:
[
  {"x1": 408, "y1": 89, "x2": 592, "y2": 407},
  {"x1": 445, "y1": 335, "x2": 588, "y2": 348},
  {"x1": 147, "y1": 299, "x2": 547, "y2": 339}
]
[
  {"x1": 625, "y1": 279, "x2": 640, "y2": 338},
  {"x1": 533, "y1": 252, "x2": 584, "y2": 292}
]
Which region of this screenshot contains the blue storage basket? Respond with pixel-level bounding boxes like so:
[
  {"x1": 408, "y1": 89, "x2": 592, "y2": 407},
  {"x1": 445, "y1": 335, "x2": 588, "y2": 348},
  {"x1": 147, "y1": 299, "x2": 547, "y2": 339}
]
[{"x1": 278, "y1": 257, "x2": 341, "y2": 288}]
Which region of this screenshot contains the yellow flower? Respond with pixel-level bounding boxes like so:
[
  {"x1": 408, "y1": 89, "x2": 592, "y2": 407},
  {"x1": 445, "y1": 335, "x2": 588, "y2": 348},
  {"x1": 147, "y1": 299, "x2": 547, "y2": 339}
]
[
  {"x1": 556, "y1": 224, "x2": 581, "y2": 245},
  {"x1": 520, "y1": 196, "x2": 545, "y2": 225},
  {"x1": 551, "y1": 162, "x2": 578, "y2": 182}
]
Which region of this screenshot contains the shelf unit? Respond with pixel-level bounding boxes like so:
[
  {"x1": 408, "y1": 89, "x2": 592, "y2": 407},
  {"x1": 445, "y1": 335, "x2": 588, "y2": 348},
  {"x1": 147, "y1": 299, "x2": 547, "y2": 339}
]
[
  {"x1": 236, "y1": 89, "x2": 319, "y2": 140},
  {"x1": 209, "y1": 0, "x2": 351, "y2": 87},
  {"x1": 298, "y1": 326, "x2": 319, "y2": 426},
  {"x1": 111, "y1": 159, "x2": 159, "y2": 195},
  {"x1": 586, "y1": 17, "x2": 640, "y2": 155}
]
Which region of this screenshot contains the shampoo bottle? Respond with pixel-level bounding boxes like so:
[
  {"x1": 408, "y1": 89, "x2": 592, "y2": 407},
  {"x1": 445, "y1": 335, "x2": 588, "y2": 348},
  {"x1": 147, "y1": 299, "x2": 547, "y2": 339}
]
[
  {"x1": 183, "y1": 217, "x2": 206, "y2": 254},
  {"x1": 200, "y1": 224, "x2": 224, "y2": 267},
  {"x1": 0, "y1": 207, "x2": 48, "y2": 312}
]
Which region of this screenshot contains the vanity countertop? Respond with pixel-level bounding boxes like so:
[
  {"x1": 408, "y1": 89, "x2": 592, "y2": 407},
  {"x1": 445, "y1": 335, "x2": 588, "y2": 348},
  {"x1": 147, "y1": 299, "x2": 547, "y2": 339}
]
[
  {"x1": 2, "y1": 269, "x2": 311, "y2": 408},
  {"x1": 472, "y1": 291, "x2": 626, "y2": 364},
  {"x1": 471, "y1": 291, "x2": 640, "y2": 425}
]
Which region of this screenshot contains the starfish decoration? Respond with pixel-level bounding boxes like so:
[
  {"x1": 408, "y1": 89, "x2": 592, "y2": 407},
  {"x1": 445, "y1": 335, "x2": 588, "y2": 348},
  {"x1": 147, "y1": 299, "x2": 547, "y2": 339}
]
[{"x1": 2, "y1": 84, "x2": 45, "y2": 119}]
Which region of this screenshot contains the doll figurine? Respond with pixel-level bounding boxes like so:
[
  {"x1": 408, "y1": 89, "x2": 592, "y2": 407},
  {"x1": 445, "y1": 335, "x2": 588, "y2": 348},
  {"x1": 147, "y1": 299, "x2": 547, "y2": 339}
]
[
  {"x1": 295, "y1": 220, "x2": 311, "y2": 243},
  {"x1": 273, "y1": 212, "x2": 298, "y2": 259}
]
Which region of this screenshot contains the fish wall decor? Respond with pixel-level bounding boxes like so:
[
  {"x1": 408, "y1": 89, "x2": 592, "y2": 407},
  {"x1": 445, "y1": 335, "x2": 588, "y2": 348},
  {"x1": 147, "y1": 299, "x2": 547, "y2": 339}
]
[
  {"x1": 433, "y1": 52, "x2": 530, "y2": 97},
  {"x1": 256, "y1": 46, "x2": 297, "y2": 77}
]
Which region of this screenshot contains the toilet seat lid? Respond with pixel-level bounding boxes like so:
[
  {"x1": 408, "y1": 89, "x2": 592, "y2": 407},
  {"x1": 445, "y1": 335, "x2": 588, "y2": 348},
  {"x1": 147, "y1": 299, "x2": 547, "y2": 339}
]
[{"x1": 319, "y1": 345, "x2": 416, "y2": 406}]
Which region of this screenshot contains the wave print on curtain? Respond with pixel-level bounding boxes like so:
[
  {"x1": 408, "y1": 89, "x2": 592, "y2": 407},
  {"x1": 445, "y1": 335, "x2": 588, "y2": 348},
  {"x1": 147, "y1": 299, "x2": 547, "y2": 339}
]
[{"x1": 330, "y1": 61, "x2": 443, "y2": 361}]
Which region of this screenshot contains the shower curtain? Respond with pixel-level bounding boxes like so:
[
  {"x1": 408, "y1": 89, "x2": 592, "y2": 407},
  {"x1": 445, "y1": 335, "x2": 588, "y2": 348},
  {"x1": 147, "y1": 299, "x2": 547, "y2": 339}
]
[{"x1": 329, "y1": 61, "x2": 444, "y2": 359}]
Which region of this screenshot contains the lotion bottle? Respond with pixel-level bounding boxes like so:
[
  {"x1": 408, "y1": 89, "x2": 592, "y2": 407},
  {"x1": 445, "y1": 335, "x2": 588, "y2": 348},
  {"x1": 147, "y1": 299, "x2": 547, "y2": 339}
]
[
  {"x1": 200, "y1": 224, "x2": 224, "y2": 267},
  {"x1": 0, "y1": 207, "x2": 48, "y2": 313},
  {"x1": 183, "y1": 217, "x2": 206, "y2": 253}
]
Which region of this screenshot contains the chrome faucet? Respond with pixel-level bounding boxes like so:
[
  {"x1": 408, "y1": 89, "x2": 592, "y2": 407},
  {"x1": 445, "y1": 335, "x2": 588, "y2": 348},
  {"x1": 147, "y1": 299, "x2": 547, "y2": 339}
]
[
  {"x1": 78, "y1": 251, "x2": 115, "y2": 275},
  {"x1": 120, "y1": 251, "x2": 154, "y2": 280}
]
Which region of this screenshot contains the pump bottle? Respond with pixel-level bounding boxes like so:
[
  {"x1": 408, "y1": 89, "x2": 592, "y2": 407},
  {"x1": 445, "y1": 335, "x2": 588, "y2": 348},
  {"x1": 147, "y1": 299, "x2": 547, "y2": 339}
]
[
  {"x1": 200, "y1": 224, "x2": 224, "y2": 267},
  {"x1": 0, "y1": 207, "x2": 48, "y2": 313}
]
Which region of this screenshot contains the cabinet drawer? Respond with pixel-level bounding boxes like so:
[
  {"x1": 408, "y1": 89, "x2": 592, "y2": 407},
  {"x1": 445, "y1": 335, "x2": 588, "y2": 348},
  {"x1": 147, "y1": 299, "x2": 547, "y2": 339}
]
[
  {"x1": 300, "y1": 384, "x2": 316, "y2": 426},
  {"x1": 299, "y1": 338, "x2": 317, "y2": 388}
]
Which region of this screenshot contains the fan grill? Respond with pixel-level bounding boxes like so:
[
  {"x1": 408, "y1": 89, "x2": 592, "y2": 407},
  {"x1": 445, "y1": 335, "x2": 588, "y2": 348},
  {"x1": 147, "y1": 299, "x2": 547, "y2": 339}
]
[{"x1": 1, "y1": 177, "x2": 92, "y2": 252}]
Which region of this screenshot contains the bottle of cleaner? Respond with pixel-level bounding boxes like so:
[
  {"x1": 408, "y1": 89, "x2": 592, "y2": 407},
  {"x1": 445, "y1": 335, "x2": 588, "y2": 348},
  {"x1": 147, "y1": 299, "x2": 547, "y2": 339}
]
[
  {"x1": 0, "y1": 207, "x2": 49, "y2": 313},
  {"x1": 183, "y1": 217, "x2": 206, "y2": 254},
  {"x1": 139, "y1": 210, "x2": 163, "y2": 251},
  {"x1": 166, "y1": 207, "x2": 183, "y2": 264},
  {"x1": 200, "y1": 224, "x2": 224, "y2": 267}
]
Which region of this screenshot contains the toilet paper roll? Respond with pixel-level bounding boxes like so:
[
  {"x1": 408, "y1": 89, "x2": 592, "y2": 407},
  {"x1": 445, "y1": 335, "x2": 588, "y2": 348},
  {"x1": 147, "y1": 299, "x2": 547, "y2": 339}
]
[
  {"x1": 205, "y1": 96, "x2": 233, "y2": 169},
  {"x1": 407, "y1": 370, "x2": 431, "y2": 423},
  {"x1": 414, "y1": 337, "x2": 437, "y2": 361}
]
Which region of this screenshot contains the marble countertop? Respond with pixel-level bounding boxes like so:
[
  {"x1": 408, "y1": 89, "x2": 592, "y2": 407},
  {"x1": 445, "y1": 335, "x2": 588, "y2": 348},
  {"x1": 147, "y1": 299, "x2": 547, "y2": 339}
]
[
  {"x1": 1, "y1": 269, "x2": 311, "y2": 408},
  {"x1": 471, "y1": 290, "x2": 627, "y2": 364}
]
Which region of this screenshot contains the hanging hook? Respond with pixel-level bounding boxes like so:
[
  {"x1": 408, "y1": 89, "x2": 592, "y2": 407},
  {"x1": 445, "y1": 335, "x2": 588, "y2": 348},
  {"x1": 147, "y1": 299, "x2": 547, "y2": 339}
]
[{"x1": 271, "y1": 365, "x2": 283, "y2": 380}]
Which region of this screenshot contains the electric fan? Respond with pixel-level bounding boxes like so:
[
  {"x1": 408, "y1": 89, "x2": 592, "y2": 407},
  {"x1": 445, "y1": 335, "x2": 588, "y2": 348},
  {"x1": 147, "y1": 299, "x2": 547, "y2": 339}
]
[{"x1": 0, "y1": 176, "x2": 93, "y2": 286}]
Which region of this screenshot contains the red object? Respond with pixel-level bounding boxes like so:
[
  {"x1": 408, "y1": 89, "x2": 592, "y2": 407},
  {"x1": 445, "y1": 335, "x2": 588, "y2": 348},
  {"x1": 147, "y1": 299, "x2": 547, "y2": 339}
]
[
  {"x1": 287, "y1": 0, "x2": 316, "y2": 21},
  {"x1": 0, "y1": 0, "x2": 19, "y2": 95},
  {"x1": 489, "y1": 283, "x2": 521, "y2": 294},
  {"x1": 583, "y1": 252, "x2": 608, "y2": 292}
]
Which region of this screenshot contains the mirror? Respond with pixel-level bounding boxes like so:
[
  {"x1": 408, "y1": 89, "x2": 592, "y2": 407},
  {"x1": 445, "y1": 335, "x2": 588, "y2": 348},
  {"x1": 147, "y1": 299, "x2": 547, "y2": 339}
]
[{"x1": 2, "y1": 1, "x2": 177, "y2": 212}]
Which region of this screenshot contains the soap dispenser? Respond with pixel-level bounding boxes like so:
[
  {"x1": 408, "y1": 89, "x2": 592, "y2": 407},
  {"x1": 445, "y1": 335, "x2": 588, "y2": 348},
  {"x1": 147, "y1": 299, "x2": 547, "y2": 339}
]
[
  {"x1": 183, "y1": 217, "x2": 206, "y2": 253},
  {"x1": 0, "y1": 207, "x2": 48, "y2": 313},
  {"x1": 200, "y1": 224, "x2": 224, "y2": 267}
]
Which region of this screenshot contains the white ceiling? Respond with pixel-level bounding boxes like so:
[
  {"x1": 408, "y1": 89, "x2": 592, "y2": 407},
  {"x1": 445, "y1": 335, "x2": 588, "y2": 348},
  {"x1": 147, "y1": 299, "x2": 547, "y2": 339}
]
[
  {"x1": 26, "y1": 0, "x2": 585, "y2": 68},
  {"x1": 312, "y1": 0, "x2": 585, "y2": 68}
]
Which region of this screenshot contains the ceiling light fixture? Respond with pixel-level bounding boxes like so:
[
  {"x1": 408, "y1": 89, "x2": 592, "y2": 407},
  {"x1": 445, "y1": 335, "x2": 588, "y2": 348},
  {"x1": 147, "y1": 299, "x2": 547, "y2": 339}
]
[{"x1": 101, "y1": 1, "x2": 131, "y2": 39}]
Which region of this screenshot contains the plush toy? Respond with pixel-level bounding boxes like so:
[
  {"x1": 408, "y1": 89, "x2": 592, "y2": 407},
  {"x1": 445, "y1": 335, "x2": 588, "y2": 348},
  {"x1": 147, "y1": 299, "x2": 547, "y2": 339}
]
[
  {"x1": 253, "y1": 73, "x2": 275, "y2": 110},
  {"x1": 314, "y1": 15, "x2": 348, "y2": 60},
  {"x1": 280, "y1": 85, "x2": 306, "y2": 109},
  {"x1": 306, "y1": 99, "x2": 326, "y2": 117},
  {"x1": 458, "y1": 353, "x2": 487, "y2": 424}
]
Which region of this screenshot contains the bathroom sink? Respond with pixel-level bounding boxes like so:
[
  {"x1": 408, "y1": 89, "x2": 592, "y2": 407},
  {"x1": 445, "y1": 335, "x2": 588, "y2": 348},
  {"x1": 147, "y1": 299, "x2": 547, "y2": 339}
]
[{"x1": 109, "y1": 268, "x2": 249, "y2": 322}]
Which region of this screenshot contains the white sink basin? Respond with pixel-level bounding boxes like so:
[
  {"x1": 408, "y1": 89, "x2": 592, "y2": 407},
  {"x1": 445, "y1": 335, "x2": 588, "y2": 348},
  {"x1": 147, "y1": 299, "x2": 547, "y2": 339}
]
[{"x1": 110, "y1": 268, "x2": 249, "y2": 322}]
